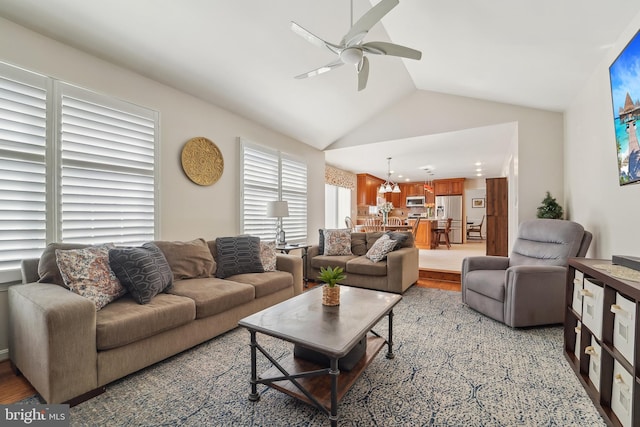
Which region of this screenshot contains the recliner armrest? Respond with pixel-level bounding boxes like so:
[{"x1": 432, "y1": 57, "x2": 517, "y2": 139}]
[
  {"x1": 503, "y1": 265, "x2": 567, "y2": 327},
  {"x1": 462, "y1": 256, "x2": 509, "y2": 273}
]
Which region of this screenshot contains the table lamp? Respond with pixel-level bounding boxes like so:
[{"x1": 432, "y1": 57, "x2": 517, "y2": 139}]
[{"x1": 266, "y1": 200, "x2": 289, "y2": 245}]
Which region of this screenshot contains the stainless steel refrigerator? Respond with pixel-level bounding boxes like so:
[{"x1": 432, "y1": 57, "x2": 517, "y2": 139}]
[{"x1": 435, "y1": 195, "x2": 463, "y2": 244}]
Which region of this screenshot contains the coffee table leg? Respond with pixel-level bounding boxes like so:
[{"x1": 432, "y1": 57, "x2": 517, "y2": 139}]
[
  {"x1": 386, "y1": 309, "x2": 395, "y2": 359},
  {"x1": 329, "y1": 358, "x2": 339, "y2": 426},
  {"x1": 248, "y1": 330, "x2": 260, "y2": 402}
]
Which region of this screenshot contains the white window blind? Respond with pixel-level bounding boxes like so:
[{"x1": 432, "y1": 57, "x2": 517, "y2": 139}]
[
  {"x1": 240, "y1": 140, "x2": 307, "y2": 243},
  {"x1": 0, "y1": 66, "x2": 48, "y2": 282},
  {"x1": 0, "y1": 62, "x2": 158, "y2": 283},
  {"x1": 281, "y1": 155, "x2": 307, "y2": 242},
  {"x1": 59, "y1": 85, "x2": 157, "y2": 245}
]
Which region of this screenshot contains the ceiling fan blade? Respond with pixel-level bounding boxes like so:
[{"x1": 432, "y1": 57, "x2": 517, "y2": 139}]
[
  {"x1": 294, "y1": 59, "x2": 344, "y2": 79},
  {"x1": 341, "y1": 0, "x2": 399, "y2": 46},
  {"x1": 362, "y1": 41, "x2": 422, "y2": 60},
  {"x1": 357, "y1": 56, "x2": 369, "y2": 91},
  {"x1": 291, "y1": 21, "x2": 342, "y2": 54}
]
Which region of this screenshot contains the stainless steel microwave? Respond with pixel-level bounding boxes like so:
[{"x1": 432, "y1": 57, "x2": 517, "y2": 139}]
[{"x1": 406, "y1": 196, "x2": 425, "y2": 206}]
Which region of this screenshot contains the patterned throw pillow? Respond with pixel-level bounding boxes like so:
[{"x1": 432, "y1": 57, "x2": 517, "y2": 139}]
[
  {"x1": 108, "y1": 243, "x2": 173, "y2": 305},
  {"x1": 260, "y1": 240, "x2": 277, "y2": 272},
  {"x1": 366, "y1": 234, "x2": 398, "y2": 263},
  {"x1": 324, "y1": 229, "x2": 353, "y2": 256},
  {"x1": 215, "y1": 235, "x2": 264, "y2": 279},
  {"x1": 55, "y1": 244, "x2": 126, "y2": 310}
]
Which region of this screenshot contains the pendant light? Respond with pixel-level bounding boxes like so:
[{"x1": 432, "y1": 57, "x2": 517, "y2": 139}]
[{"x1": 378, "y1": 157, "x2": 401, "y2": 193}]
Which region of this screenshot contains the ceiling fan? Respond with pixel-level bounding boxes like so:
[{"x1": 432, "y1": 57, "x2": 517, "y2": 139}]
[{"x1": 291, "y1": 0, "x2": 422, "y2": 91}]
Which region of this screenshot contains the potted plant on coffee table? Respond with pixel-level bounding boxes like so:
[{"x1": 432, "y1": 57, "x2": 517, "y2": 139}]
[{"x1": 318, "y1": 266, "x2": 346, "y2": 306}]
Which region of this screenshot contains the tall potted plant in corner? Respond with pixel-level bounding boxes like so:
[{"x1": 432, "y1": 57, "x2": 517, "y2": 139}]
[
  {"x1": 318, "y1": 266, "x2": 346, "y2": 306},
  {"x1": 536, "y1": 191, "x2": 564, "y2": 219}
]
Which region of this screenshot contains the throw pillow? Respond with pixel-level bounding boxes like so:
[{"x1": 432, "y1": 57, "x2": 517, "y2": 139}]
[
  {"x1": 55, "y1": 244, "x2": 126, "y2": 310},
  {"x1": 153, "y1": 238, "x2": 216, "y2": 280},
  {"x1": 366, "y1": 234, "x2": 398, "y2": 263},
  {"x1": 38, "y1": 242, "x2": 91, "y2": 287},
  {"x1": 260, "y1": 240, "x2": 277, "y2": 272},
  {"x1": 324, "y1": 229, "x2": 353, "y2": 256},
  {"x1": 215, "y1": 235, "x2": 264, "y2": 279},
  {"x1": 385, "y1": 231, "x2": 409, "y2": 248},
  {"x1": 108, "y1": 243, "x2": 173, "y2": 304},
  {"x1": 318, "y1": 229, "x2": 325, "y2": 255}
]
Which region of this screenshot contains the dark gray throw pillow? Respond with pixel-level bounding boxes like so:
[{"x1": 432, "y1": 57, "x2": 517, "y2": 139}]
[
  {"x1": 215, "y1": 235, "x2": 264, "y2": 279},
  {"x1": 318, "y1": 229, "x2": 325, "y2": 255},
  {"x1": 108, "y1": 243, "x2": 173, "y2": 305},
  {"x1": 385, "y1": 231, "x2": 409, "y2": 248}
]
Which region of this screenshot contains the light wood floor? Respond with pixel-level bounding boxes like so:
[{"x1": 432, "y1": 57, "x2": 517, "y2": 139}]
[{"x1": 0, "y1": 278, "x2": 459, "y2": 404}]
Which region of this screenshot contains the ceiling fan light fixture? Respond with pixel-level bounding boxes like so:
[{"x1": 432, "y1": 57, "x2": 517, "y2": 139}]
[{"x1": 340, "y1": 47, "x2": 363, "y2": 65}]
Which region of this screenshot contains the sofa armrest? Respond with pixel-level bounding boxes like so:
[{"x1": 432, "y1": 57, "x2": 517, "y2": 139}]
[
  {"x1": 20, "y1": 258, "x2": 40, "y2": 284},
  {"x1": 276, "y1": 254, "x2": 303, "y2": 296},
  {"x1": 503, "y1": 265, "x2": 567, "y2": 327},
  {"x1": 9, "y1": 282, "x2": 98, "y2": 403},
  {"x1": 386, "y1": 247, "x2": 419, "y2": 293}
]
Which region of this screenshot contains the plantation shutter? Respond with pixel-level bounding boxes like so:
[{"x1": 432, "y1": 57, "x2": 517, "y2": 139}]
[
  {"x1": 241, "y1": 140, "x2": 307, "y2": 243},
  {"x1": 0, "y1": 66, "x2": 48, "y2": 282},
  {"x1": 281, "y1": 155, "x2": 307, "y2": 243},
  {"x1": 58, "y1": 84, "x2": 157, "y2": 245},
  {"x1": 241, "y1": 142, "x2": 279, "y2": 239}
]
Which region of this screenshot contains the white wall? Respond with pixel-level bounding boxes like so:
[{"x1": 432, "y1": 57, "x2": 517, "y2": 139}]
[
  {"x1": 564, "y1": 11, "x2": 640, "y2": 258},
  {"x1": 0, "y1": 18, "x2": 325, "y2": 359}
]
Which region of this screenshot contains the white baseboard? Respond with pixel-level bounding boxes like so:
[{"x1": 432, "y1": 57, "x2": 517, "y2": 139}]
[{"x1": 0, "y1": 348, "x2": 8, "y2": 362}]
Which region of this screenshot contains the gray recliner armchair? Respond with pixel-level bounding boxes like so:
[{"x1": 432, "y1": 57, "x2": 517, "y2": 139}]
[{"x1": 461, "y1": 219, "x2": 592, "y2": 327}]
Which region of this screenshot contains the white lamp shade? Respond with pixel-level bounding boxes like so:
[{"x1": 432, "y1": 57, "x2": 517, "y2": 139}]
[{"x1": 266, "y1": 200, "x2": 289, "y2": 217}]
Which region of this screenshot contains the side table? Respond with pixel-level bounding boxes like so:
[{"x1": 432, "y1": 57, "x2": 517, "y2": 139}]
[{"x1": 275, "y1": 244, "x2": 310, "y2": 288}]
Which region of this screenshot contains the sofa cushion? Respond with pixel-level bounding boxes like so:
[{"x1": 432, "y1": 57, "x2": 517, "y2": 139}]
[
  {"x1": 154, "y1": 238, "x2": 216, "y2": 280},
  {"x1": 96, "y1": 293, "x2": 196, "y2": 350},
  {"x1": 55, "y1": 244, "x2": 126, "y2": 310},
  {"x1": 346, "y1": 256, "x2": 388, "y2": 276},
  {"x1": 108, "y1": 243, "x2": 173, "y2": 304},
  {"x1": 366, "y1": 234, "x2": 398, "y2": 263},
  {"x1": 215, "y1": 235, "x2": 264, "y2": 279},
  {"x1": 311, "y1": 254, "x2": 358, "y2": 272},
  {"x1": 465, "y1": 270, "x2": 506, "y2": 301},
  {"x1": 38, "y1": 242, "x2": 91, "y2": 287},
  {"x1": 227, "y1": 271, "x2": 293, "y2": 298},
  {"x1": 259, "y1": 241, "x2": 277, "y2": 272},
  {"x1": 350, "y1": 233, "x2": 368, "y2": 256},
  {"x1": 167, "y1": 278, "x2": 255, "y2": 319},
  {"x1": 324, "y1": 229, "x2": 353, "y2": 256}
]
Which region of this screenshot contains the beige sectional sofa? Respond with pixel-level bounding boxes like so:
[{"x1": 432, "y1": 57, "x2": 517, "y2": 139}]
[
  {"x1": 9, "y1": 237, "x2": 302, "y2": 404},
  {"x1": 307, "y1": 231, "x2": 419, "y2": 294}
]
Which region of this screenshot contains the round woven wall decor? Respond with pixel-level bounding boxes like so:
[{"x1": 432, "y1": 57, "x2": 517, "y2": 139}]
[{"x1": 181, "y1": 137, "x2": 224, "y2": 186}]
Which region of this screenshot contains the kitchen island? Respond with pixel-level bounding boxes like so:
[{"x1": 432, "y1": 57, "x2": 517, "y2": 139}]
[{"x1": 408, "y1": 218, "x2": 439, "y2": 249}]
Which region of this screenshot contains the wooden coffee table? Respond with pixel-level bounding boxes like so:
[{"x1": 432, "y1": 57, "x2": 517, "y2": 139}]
[{"x1": 238, "y1": 286, "x2": 401, "y2": 426}]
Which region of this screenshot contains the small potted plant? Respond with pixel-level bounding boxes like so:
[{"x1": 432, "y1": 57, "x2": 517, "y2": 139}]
[{"x1": 318, "y1": 266, "x2": 346, "y2": 306}]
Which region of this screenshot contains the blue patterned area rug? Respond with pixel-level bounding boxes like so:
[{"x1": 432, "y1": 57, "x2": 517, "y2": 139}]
[{"x1": 22, "y1": 286, "x2": 604, "y2": 426}]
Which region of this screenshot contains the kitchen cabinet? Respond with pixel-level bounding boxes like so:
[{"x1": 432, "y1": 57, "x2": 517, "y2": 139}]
[
  {"x1": 485, "y1": 177, "x2": 508, "y2": 256},
  {"x1": 408, "y1": 219, "x2": 434, "y2": 250},
  {"x1": 405, "y1": 183, "x2": 425, "y2": 197},
  {"x1": 565, "y1": 258, "x2": 640, "y2": 427},
  {"x1": 434, "y1": 178, "x2": 464, "y2": 195},
  {"x1": 356, "y1": 174, "x2": 384, "y2": 206}
]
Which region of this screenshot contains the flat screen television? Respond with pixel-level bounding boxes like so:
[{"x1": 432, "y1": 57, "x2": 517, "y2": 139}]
[{"x1": 609, "y1": 29, "x2": 640, "y2": 186}]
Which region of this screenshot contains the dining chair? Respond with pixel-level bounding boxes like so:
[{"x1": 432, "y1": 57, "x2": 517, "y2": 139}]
[
  {"x1": 433, "y1": 218, "x2": 452, "y2": 249},
  {"x1": 386, "y1": 216, "x2": 403, "y2": 226},
  {"x1": 411, "y1": 217, "x2": 421, "y2": 238},
  {"x1": 364, "y1": 217, "x2": 383, "y2": 232},
  {"x1": 345, "y1": 216, "x2": 355, "y2": 231},
  {"x1": 467, "y1": 215, "x2": 484, "y2": 240}
]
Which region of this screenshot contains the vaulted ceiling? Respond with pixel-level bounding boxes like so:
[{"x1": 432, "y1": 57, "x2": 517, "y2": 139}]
[{"x1": 1, "y1": 0, "x2": 639, "y2": 180}]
